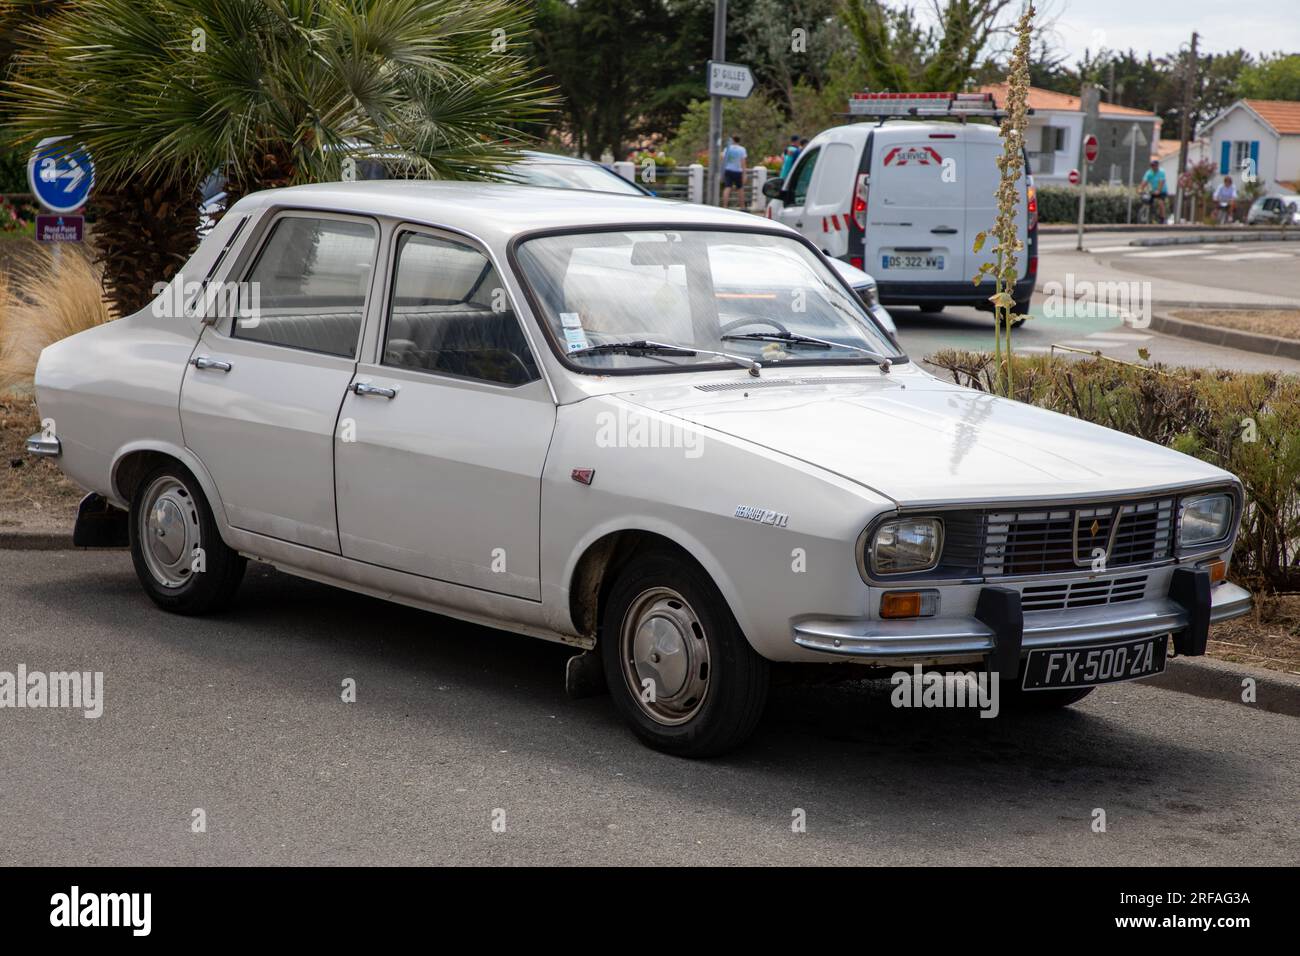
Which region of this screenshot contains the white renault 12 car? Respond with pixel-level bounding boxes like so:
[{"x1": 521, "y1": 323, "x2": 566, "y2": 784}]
[{"x1": 29, "y1": 182, "x2": 1250, "y2": 756}]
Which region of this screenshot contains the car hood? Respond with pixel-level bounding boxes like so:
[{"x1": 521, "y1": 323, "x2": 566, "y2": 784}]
[{"x1": 613, "y1": 370, "x2": 1231, "y2": 506}]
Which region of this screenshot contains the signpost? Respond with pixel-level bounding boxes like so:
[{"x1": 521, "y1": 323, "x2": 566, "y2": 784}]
[
  {"x1": 27, "y1": 137, "x2": 93, "y2": 248},
  {"x1": 1075, "y1": 131, "x2": 1099, "y2": 251},
  {"x1": 1123, "y1": 122, "x2": 1148, "y2": 224},
  {"x1": 707, "y1": 60, "x2": 754, "y2": 99}
]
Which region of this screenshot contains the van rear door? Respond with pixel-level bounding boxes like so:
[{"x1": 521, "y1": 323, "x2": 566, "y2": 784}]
[
  {"x1": 964, "y1": 131, "x2": 1028, "y2": 283},
  {"x1": 865, "y1": 128, "x2": 966, "y2": 285}
]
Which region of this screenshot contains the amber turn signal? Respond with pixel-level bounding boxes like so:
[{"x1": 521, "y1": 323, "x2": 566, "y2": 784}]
[{"x1": 880, "y1": 590, "x2": 940, "y2": 619}]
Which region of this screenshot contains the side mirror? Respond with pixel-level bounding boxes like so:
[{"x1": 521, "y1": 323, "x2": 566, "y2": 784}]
[{"x1": 762, "y1": 177, "x2": 785, "y2": 200}]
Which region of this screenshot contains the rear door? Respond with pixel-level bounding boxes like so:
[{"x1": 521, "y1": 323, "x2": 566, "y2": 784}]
[
  {"x1": 865, "y1": 126, "x2": 966, "y2": 284},
  {"x1": 964, "y1": 129, "x2": 1028, "y2": 283},
  {"x1": 180, "y1": 212, "x2": 379, "y2": 553}
]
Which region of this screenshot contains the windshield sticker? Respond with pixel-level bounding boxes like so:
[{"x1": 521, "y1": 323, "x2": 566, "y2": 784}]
[
  {"x1": 560, "y1": 311, "x2": 583, "y2": 328},
  {"x1": 564, "y1": 326, "x2": 590, "y2": 353}
]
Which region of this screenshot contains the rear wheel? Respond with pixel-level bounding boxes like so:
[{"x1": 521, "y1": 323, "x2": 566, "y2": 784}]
[
  {"x1": 601, "y1": 550, "x2": 769, "y2": 757},
  {"x1": 129, "y1": 463, "x2": 245, "y2": 615}
]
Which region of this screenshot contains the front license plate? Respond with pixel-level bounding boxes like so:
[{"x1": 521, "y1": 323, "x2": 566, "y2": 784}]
[
  {"x1": 1021, "y1": 634, "x2": 1168, "y2": 690},
  {"x1": 881, "y1": 253, "x2": 944, "y2": 270}
]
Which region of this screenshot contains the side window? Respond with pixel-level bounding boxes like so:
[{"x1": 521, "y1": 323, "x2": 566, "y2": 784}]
[
  {"x1": 383, "y1": 232, "x2": 539, "y2": 386},
  {"x1": 236, "y1": 216, "x2": 377, "y2": 358},
  {"x1": 789, "y1": 147, "x2": 820, "y2": 205}
]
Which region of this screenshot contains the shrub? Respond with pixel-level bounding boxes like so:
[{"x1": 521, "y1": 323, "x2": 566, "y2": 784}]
[
  {"x1": 926, "y1": 349, "x2": 1300, "y2": 593},
  {"x1": 1036, "y1": 184, "x2": 1137, "y2": 224}
]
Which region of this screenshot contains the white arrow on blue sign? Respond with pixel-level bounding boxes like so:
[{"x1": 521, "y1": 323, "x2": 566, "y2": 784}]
[{"x1": 28, "y1": 137, "x2": 95, "y2": 213}]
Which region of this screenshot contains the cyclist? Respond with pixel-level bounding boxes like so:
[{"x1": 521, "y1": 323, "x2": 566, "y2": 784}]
[{"x1": 1141, "y1": 160, "x2": 1169, "y2": 223}]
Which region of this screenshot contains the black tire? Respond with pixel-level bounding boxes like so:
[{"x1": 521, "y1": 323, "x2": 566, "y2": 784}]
[
  {"x1": 601, "y1": 550, "x2": 769, "y2": 757},
  {"x1": 129, "y1": 462, "x2": 245, "y2": 615},
  {"x1": 922, "y1": 304, "x2": 945, "y2": 314},
  {"x1": 1000, "y1": 680, "x2": 1094, "y2": 710}
]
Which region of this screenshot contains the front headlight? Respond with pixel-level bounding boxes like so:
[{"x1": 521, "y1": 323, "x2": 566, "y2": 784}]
[
  {"x1": 871, "y1": 517, "x2": 943, "y2": 574},
  {"x1": 1179, "y1": 493, "x2": 1233, "y2": 549},
  {"x1": 858, "y1": 282, "x2": 879, "y2": 309}
]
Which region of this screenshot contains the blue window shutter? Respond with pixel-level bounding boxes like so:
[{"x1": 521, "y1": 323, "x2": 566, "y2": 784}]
[
  {"x1": 1250, "y1": 140, "x2": 1260, "y2": 177},
  {"x1": 1220, "y1": 141, "x2": 1230, "y2": 174}
]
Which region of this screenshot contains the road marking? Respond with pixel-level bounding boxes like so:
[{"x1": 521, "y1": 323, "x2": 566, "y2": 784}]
[
  {"x1": 1085, "y1": 245, "x2": 1140, "y2": 253},
  {"x1": 1201, "y1": 251, "x2": 1293, "y2": 262},
  {"x1": 1125, "y1": 248, "x2": 1215, "y2": 258}
]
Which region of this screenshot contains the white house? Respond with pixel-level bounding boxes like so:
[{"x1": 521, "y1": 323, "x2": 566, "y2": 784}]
[
  {"x1": 979, "y1": 84, "x2": 1161, "y2": 186},
  {"x1": 1196, "y1": 99, "x2": 1300, "y2": 193}
]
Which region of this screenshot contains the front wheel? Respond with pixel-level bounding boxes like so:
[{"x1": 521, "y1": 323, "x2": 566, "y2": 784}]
[
  {"x1": 601, "y1": 551, "x2": 769, "y2": 757},
  {"x1": 129, "y1": 462, "x2": 245, "y2": 615}
]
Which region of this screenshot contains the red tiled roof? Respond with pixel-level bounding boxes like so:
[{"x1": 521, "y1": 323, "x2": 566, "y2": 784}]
[
  {"x1": 1243, "y1": 99, "x2": 1300, "y2": 135},
  {"x1": 978, "y1": 83, "x2": 1156, "y2": 117}
]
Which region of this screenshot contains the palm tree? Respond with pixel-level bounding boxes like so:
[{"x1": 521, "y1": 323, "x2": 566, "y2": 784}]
[{"x1": 3, "y1": 0, "x2": 553, "y2": 314}]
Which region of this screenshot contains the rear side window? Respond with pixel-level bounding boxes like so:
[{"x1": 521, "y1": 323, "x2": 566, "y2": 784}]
[
  {"x1": 383, "y1": 232, "x2": 539, "y2": 386},
  {"x1": 236, "y1": 216, "x2": 377, "y2": 358},
  {"x1": 789, "y1": 147, "x2": 820, "y2": 205}
]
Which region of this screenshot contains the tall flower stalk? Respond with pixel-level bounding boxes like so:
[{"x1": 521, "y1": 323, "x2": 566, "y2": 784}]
[{"x1": 972, "y1": 3, "x2": 1034, "y2": 397}]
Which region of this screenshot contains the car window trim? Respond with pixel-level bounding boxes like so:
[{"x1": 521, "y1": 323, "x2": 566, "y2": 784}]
[
  {"x1": 374, "y1": 223, "x2": 543, "y2": 390},
  {"x1": 505, "y1": 221, "x2": 909, "y2": 378},
  {"x1": 216, "y1": 208, "x2": 383, "y2": 361}
]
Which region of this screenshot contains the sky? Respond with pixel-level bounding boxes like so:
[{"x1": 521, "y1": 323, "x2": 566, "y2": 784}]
[{"x1": 1042, "y1": 0, "x2": 1299, "y2": 64}]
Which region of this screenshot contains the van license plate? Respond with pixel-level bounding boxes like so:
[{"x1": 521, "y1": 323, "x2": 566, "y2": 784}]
[
  {"x1": 1021, "y1": 634, "x2": 1168, "y2": 690},
  {"x1": 882, "y1": 254, "x2": 943, "y2": 270}
]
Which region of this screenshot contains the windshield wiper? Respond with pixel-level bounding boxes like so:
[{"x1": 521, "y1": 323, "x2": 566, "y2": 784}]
[
  {"x1": 571, "y1": 339, "x2": 761, "y2": 376},
  {"x1": 721, "y1": 331, "x2": 892, "y2": 369}
]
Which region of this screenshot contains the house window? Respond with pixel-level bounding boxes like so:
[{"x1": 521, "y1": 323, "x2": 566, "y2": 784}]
[
  {"x1": 1232, "y1": 140, "x2": 1253, "y2": 174},
  {"x1": 1040, "y1": 126, "x2": 1066, "y2": 152}
]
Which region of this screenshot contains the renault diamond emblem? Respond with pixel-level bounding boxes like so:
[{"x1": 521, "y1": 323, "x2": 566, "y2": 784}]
[{"x1": 1089, "y1": 518, "x2": 1100, "y2": 537}]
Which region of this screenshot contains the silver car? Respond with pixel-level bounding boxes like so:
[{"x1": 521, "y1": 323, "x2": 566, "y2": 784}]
[{"x1": 30, "y1": 182, "x2": 1251, "y2": 756}]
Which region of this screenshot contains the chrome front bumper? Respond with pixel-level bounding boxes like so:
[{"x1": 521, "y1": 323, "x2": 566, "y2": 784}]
[{"x1": 793, "y1": 579, "x2": 1251, "y2": 664}]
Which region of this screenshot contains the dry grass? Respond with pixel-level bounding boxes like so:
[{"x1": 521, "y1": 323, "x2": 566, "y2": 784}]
[
  {"x1": 0, "y1": 244, "x2": 115, "y2": 392},
  {"x1": 1210, "y1": 594, "x2": 1300, "y2": 675},
  {"x1": 1169, "y1": 309, "x2": 1300, "y2": 341},
  {"x1": 0, "y1": 391, "x2": 84, "y2": 532}
]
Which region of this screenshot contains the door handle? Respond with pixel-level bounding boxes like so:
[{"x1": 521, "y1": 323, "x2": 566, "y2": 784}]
[
  {"x1": 352, "y1": 382, "x2": 397, "y2": 399},
  {"x1": 190, "y1": 356, "x2": 232, "y2": 372},
  {"x1": 930, "y1": 226, "x2": 958, "y2": 234}
]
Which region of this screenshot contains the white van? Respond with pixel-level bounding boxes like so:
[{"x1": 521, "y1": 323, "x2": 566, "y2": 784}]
[{"x1": 764, "y1": 93, "x2": 1038, "y2": 316}]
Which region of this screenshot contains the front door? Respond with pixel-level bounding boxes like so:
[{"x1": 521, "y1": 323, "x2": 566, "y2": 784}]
[
  {"x1": 180, "y1": 212, "x2": 379, "y2": 552},
  {"x1": 334, "y1": 228, "x2": 554, "y2": 600}
]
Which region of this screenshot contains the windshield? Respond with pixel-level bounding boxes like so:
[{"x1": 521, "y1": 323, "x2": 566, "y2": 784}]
[
  {"x1": 514, "y1": 229, "x2": 902, "y2": 373},
  {"x1": 508, "y1": 161, "x2": 648, "y2": 196}
]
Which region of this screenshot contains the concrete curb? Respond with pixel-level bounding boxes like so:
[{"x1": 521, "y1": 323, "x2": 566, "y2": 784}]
[
  {"x1": 1040, "y1": 224, "x2": 1252, "y2": 235},
  {"x1": 0, "y1": 530, "x2": 78, "y2": 550},
  {"x1": 1129, "y1": 231, "x2": 1300, "y2": 247},
  {"x1": 1145, "y1": 655, "x2": 1300, "y2": 718},
  {"x1": 1149, "y1": 311, "x2": 1300, "y2": 360}
]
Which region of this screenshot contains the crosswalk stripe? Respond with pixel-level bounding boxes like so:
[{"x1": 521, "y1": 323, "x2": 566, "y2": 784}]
[
  {"x1": 1125, "y1": 248, "x2": 1215, "y2": 258},
  {"x1": 1201, "y1": 251, "x2": 1292, "y2": 262}
]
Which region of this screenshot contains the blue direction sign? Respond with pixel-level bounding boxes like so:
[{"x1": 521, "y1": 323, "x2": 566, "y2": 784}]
[{"x1": 27, "y1": 138, "x2": 94, "y2": 213}]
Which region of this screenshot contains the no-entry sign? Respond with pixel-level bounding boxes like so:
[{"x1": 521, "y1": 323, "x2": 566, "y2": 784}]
[
  {"x1": 1068, "y1": 168, "x2": 1081, "y2": 185},
  {"x1": 1084, "y1": 134, "x2": 1099, "y2": 164}
]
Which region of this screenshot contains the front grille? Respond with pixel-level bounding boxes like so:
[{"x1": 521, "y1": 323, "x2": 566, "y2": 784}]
[
  {"x1": 1020, "y1": 574, "x2": 1149, "y2": 611},
  {"x1": 979, "y1": 497, "x2": 1174, "y2": 577}
]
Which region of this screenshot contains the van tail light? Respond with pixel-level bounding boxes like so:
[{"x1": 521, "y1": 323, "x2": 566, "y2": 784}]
[
  {"x1": 1028, "y1": 253, "x2": 1038, "y2": 277},
  {"x1": 853, "y1": 173, "x2": 869, "y2": 230},
  {"x1": 850, "y1": 256, "x2": 864, "y2": 269},
  {"x1": 1026, "y1": 182, "x2": 1038, "y2": 231}
]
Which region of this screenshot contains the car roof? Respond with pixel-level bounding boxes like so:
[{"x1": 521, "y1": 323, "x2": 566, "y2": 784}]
[
  {"x1": 812, "y1": 120, "x2": 1003, "y2": 143},
  {"x1": 228, "y1": 180, "x2": 779, "y2": 244}
]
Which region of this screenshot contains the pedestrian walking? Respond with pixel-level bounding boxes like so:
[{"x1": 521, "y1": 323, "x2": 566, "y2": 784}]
[{"x1": 721, "y1": 135, "x2": 747, "y2": 209}]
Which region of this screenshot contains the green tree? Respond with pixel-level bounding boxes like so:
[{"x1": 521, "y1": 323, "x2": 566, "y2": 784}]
[
  {"x1": 840, "y1": 0, "x2": 1020, "y2": 92},
  {"x1": 733, "y1": 0, "x2": 853, "y2": 113},
  {"x1": 666, "y1": 89, "x2": 789, "y2": 167},
  {"x1": 1237, "y1": 53, "x2": 1300, "y2": 101},
  {"x1": 4, "y1": 0, "x2": 552, "y2": 313}
]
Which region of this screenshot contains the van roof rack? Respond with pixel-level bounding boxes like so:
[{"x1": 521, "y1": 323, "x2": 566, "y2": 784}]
[{"x1": 840, "y1": 91, "x2": 1029, "y2": 125}]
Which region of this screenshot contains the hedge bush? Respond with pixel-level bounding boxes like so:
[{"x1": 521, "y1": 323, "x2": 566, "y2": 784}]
[
  {"x1": 926, "y1": 350, "x2": 1300, "y2": 593},
  {"x1": 1037, "y1": 184, "x2": 1138, "y2": 224}
]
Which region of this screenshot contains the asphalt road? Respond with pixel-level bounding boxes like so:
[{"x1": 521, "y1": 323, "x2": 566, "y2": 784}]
[
  {"x1": 895, "y1": 232, "x2": 1300, "y2": 373},
  {"x1": 2, "y1": 549, "x2": 1296, "y2": 866}
]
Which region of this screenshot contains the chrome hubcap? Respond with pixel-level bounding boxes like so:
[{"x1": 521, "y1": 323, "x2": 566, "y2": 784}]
[
  {"x1": 139, "y1": 476, "x2": 200, "y2": 589},
  {"x1": 620, "y1": 587, "x2": 710, "y2": 726}
]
